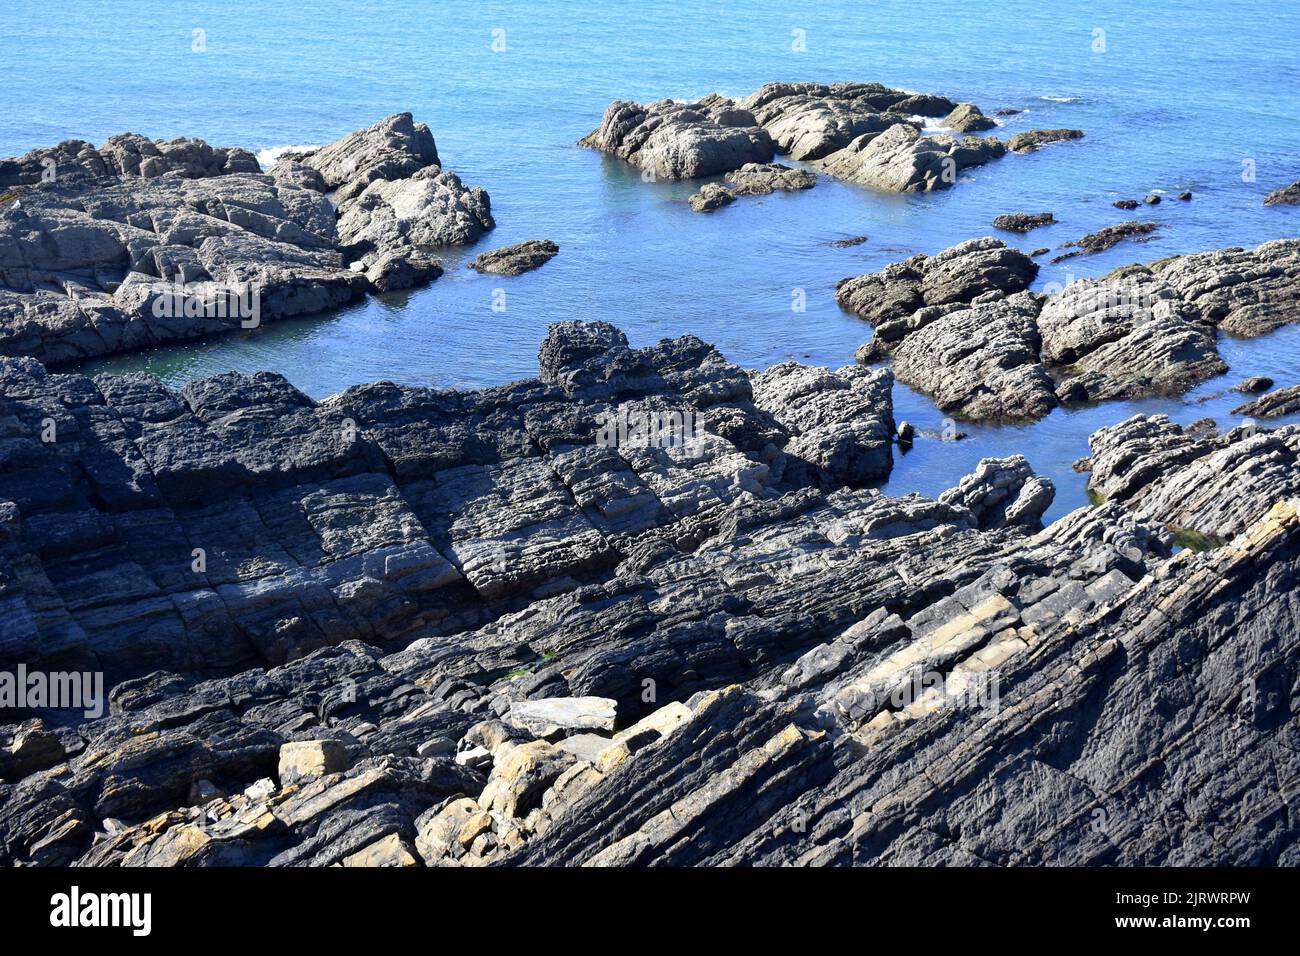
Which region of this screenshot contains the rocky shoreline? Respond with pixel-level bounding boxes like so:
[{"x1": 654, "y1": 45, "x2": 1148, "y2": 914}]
[
  {"x1": 0, "y1": 114, "x2": 492, "y2": 364},
  {"x1": 1, "y1": 94, "x2": 1299, "y2": 868},
  {"x1": 1, "y1": 312, "x2": 1298, "y2": 866}
]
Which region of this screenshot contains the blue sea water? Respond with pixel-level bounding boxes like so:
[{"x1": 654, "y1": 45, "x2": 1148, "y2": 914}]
[{"x1": 3, "y1": 0, "x2": 1299, "y2": 521}]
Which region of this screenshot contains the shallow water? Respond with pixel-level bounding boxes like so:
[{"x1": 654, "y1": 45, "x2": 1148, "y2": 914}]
[{"x1": 4, "y1": 0, "x2": 1299, "y2": 522}]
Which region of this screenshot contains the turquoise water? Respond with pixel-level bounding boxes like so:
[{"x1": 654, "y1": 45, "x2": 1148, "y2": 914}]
[{"x1": 3, "y1": 0, "x2": 1299, "y2": 520}]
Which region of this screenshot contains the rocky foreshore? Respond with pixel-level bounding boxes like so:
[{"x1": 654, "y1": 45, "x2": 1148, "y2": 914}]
[
  {"x1": 1, "y1": 318, "x2": 1298, "y2": 867},
  {"x1": 843, "y1": 236, "x2": 1300, "y2": 421},
  {"x1": 0, "y1": 114, "x2": 493, "y2": 364},
  {"x1": 581, "y1": 82, "x2": 1081, "y2": 192}
]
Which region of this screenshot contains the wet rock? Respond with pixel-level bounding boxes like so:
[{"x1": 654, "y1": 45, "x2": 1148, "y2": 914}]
[
  {"x1": 830, "y1": 235, "x2": 869, "y2": 248},
  {"x1": 1263, "y1": 181, "x2": 1300, "y2": 206},
  {"x1": 1178, "y1": 191, "x2": 1193, "y2": 201},
  {"x1": 469, "y1": 240, "x2": 558, "y2": 276},
  {"x1": 1232, "y1": 384, "x2": 1300, "y2": 418},
  {"x1": 688, "y1": 182, "x2": 736, "y2": 213},
  {"x1": 1006, "y1": 128, "x2": 1084, "y2": 153},
  {"x1": 1113, "y1": 199, "x2": 1139, "y2": 210},
  {"x1": 1144, "y1": 194, "x2": 1161, "y2": 205},
  {"x1": 1051, "y1": 220, "x2": 1158, "y2": 262},
  {"x1": 723, "y1": 162, "x2": 816, "y2": 195},
  {"x1": 579, "y1": 97, "x2": 774, "y2": 179},
  {"x1": 992, "y1": 212, "x2": 1055, "y2": 232},
  {"x1": 1237, "y1": 376, "x2": 1275, "y2": 394}
]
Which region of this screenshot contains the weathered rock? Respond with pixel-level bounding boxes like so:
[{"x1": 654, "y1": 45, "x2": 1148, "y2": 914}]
[
  {"x1": 1052, "y1": 220, "x2": 1158, "y2": 262},
  {"x1": 1237, "y1": 376, "x2": 1275, "y2": 394},
  {"x1": 688, "y1": 182, "x2": 736, "y2": 213},
  {"x1": 291, "y1": 112, "x2": 440, "y2": 205},
  {"x1": 992, "y1": 212, "x2": 1055, "y2": 233},
  {"x1": 837, "y1": 237, "x2": 1039, "y2": 330},
  {"x1": 278, "y1": 740, "x2": 352, "y2": 784},
  {"x1": 1263, "y1": 181, "x2": 1300, "y2": 206},
  {"x1": 469, "y1": 240, "x2": 558, "y2": 276},
  {"x1": 1232, "y1": 385, "x2": 1300, "y2": 419},
  {"x1": 1088, "y1": 414, "x2": 1300, "y2": 540},
  {"x1": 738, "y1": 82, "x2": 935, "y2": 161},
  {"x1": 1006, "y1": 128, "x2": 1084, "y2": 153},
  {"x1": 0, "y1": 115, "x2": 491, "y2": 360},
  {"x1": 814, "y1": 123, "x2": 1006, "y2": 193},
  {"x1": 579, "y1": 97, "x2": 774, "y2": 179},
  {"x1": 723, "y1": 163, "x2": 816, "y2": 196},
  {"x1": 0, "y1": 133, "x2": 259, "y2": 188},
  {"x1": 1144, "y1": 194, "x2": 1162, "y2": 205},
  {"x1": 890, "y1": 292, "x2": 1058, "y2": 422},
  {"x1": 942, "y1": 103, "x2": 996, "y2": 133},
  {"x1": 506, "y1": 697, "x2": 618, "y2": 738}
]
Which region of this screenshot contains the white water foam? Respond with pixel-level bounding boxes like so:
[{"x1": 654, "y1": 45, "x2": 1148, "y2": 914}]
[{"x1": 254, "y1": 144, "x2": 321, "y2": 170}]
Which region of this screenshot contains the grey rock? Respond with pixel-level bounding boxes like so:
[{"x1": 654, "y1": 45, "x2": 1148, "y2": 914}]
[
  {"x1": 942, "y1": 103, "x2": 996, "y2": 133},
  {"x1": 723, "y1": 162, "x2": 816, "y2": 195},
  {"x1": 813, "y1": 123, "x2": 1006, "y2": 193},
  {"x1": 579, "y1": 96, "x2": 774, "y2": 179},
  {"x1": 687, "y1": 182, "x2": 736, "y2": 213}
]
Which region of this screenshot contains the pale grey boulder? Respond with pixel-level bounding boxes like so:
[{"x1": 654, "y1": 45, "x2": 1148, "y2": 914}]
[
  {"x1": 814, "y1": 123, "x2": 1006, "y2": 193},
  {"x1": 579, "y1": 96, "x2": 775, "y2": 179}
]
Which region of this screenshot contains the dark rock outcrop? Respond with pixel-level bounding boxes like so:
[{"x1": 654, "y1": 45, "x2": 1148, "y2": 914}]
[
  {"x1": 585, "y1": 83, "x2": 1078, "y2": 194},
  {"x1": 469, "y1": 240, "x2": 558, "y2": 276},
  {"x1": 846, "y1": 238, "x2": 1299, "y2": 421},
  {"x1": 1006, "y1": 128, "x2": 1085, "y2": 153},
  {"x1": 1233, "y1": 384, "x2": 1300, "y2": 419},
  {"x1": 992, "y1": 212, "x2": 1055, "y2": 233},
  {"x1": 1263, "y1": 181, "x2": 1300, "y2": 206},
  {"x1": 1051, "y1": 220, "x2": 1158, "y2": 262},
  {"x1": 3, "y1": 317, "x2": 1299, "y2": 867}
]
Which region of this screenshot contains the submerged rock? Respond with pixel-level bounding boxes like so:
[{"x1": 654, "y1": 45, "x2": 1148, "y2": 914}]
[
  {"x1": 1052, "y1": 220, "x2": 1159, "y2": 262},
  {"x1": 992, "y1": 212, "x2": 1056, "y2": 232},
  {"x1": 1006, "y1": 128, "x2": 1085, "y2": 153},
  {"x1": 723, "y1": 162, "x2": 816, "y2": 195},
  {"x1": 469, "y1": 240, "x2": 558, "y2": 276},
  {"x1": 687, "y1": 182, "x2": 736, "y2": 213}
]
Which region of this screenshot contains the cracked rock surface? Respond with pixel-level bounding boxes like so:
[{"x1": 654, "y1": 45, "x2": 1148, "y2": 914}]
[
  {"x1": 0, "y1": 113, "x2": 492, "y2": 362},
  {"x1": 2, "y1": 316, "x2": 1298, "y2": 867}
]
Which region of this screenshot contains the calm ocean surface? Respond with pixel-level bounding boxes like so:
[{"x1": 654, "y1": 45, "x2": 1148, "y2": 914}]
[{"x1": 3, "y1": 0, "x2": 1299, "y2": 520}]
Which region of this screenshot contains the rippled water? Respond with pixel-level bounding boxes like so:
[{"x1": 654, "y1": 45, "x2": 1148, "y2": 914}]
[{"x1": 3, "y1": 0, "x2": 1299, "y2": 521}]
